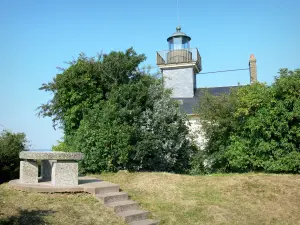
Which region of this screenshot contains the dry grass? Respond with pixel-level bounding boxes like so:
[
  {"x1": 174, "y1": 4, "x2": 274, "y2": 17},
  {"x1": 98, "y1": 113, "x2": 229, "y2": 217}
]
[
  {"x1": 0, "y1": 183, "x2": 126, "y2": 225},
  {"x1": 97, "y1": 172, "x2": 300, "y2": 225},
  {"x1": 1, "y1": 173, "x2": 300, "y2": 225}
]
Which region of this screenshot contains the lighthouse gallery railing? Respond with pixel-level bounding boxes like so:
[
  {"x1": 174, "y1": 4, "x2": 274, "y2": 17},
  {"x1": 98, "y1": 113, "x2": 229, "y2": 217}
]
[{"x1": 156, "y1": 48, "x2": 201, "y2": 71}]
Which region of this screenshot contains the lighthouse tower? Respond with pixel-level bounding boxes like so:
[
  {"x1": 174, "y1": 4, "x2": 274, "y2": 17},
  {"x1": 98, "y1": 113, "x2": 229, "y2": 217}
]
[{"x1": 156, "y1": 26, "x2": 202, "y2": 98}]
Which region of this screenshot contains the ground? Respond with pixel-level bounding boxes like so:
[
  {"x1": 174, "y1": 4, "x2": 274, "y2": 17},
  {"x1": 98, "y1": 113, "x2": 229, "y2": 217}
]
[
  {"x1": 1, "y1": 172, "x2": 300, "y2": 225},
  {"x1": 99, "y1": 172, "x2": 300, "y2": 225},
  {"x1": 0, "y1": 183, "x2": 126, "y2": 225}
]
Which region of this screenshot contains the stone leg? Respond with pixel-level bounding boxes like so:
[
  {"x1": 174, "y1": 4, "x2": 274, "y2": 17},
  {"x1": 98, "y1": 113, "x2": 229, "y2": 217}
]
[
  {"x1": 20, "y1": 160, "x2": 38, "y2": 184},
  {"x1": 41, "y1": 160, "x2": 56, "y2": 180},
  {"x1": 51, "y1": 161, "x2": 78, "y2": 187}
]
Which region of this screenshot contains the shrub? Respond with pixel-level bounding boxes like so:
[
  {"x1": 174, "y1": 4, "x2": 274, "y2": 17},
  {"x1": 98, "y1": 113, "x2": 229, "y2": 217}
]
[
  {"x1": 72, "y1": 103, "x2": 135, "y2": 173},
  {"x1": 38, "y1": 48, "x2": 146, "y2": 137},
  {"x1": 72, "y1": 77, "x2": 195, "y2": 173},
  {"x1": 0, "y1": 130, "x2": 27, "y2": 184},
  {"x1": 39, "y1": 48, "x2": 195, "y2": 174},
  {"x1": 52, "y1": 140, "x2": 73, "y2": 152},
  {"x1": 195, "y1": 69, "x2": 300, "y2": 173},
  {"x1": 133, "y1": 84, "x2": 195, "y2": 173}
]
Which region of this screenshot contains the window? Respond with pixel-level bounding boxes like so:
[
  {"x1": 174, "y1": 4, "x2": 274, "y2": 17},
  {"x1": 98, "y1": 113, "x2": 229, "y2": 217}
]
[{"x1": 173, "y1": 37, "x2": 182, "y2": 50}]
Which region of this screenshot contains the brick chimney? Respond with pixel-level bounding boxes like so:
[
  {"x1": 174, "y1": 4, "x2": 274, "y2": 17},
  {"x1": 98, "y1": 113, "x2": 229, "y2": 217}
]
[{"x1": 249, "y1": 54, "x2": 257, "y2": 83}]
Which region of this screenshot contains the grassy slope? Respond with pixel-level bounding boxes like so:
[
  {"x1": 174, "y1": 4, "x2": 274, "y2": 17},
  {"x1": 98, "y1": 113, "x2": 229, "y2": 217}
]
[
  {"x1": 98, "y1": 172, "x2": 300, "y2": 225},
  {"x1": 1, "y1": 172, "x2": 300, "y2": 225},
  {"x1": 0, "y1": 183, "x2": 126, "y2": 225}
]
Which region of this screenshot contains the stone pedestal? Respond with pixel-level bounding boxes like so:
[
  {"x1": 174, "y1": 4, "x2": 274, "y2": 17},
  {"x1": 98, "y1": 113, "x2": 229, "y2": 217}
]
[
  {"x1": 51, "y1": 161, "x2": 78, "y2": 187},
  {"x1": 20, "y1": 160, "x2": 38, "y2": 184},
  {"x1": 41, "y1": 160, "x2": 55, "y2": 180},
  {"x1": 18, "y1": 151, "x2": 83, "y2": 187}
]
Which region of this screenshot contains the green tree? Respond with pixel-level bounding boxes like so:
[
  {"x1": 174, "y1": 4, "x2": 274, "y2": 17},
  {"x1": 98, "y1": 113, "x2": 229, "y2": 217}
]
[
  {"x1": 195, "y1": 68, "x2": 300, "y2": 173},
  {"x1": 52, "y1": 140, "x2": 72, "y2": 152},
  {"x1": 0, "y1": 130, "x2": 28, "y2": 184},
  {"x1": 38, "y1": 48, "x2": 146, "y2": 137},
  {"x1": 39, "y1": 48, "x2": 194, "y2": 173},
  {"x1": 133, "y1": 81, "x2": 195, "y2": 173},
  {"x1": 193, "y1": 88, "x2": 240, "y2": 172},
  {"x1": 72, "y1": 76, "x2": 194, "y2": 173}
]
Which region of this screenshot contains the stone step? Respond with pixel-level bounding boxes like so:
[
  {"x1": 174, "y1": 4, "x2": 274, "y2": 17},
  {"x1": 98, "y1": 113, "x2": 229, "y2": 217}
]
[
  {"x1": 117, "y1": 210, "x2": 149, "y2": 223},
  {"x1": 83, "y1": 181, "x2": 120, "y2": 195},
  {"x1": 96, "y1": 191, "x2": 128, "y2": 204},
  {"x1": 106, "y1": 200, "x2": 139, "y2": 213},
  {"x1": 129, "y1": 219, "x2": 160, "y2": 225}
]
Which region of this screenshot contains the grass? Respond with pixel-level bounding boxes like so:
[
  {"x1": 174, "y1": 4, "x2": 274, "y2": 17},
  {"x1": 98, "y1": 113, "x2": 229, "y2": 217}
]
[
  {"x1": 0, "y1": 183, "x2": 126, "y2": 225},
  {"x1": 1, "y1": 172, "x2": 300, "y2": 225},
  {"x1": 97, "y1": 171, "x2": 300, "y2": 225}
]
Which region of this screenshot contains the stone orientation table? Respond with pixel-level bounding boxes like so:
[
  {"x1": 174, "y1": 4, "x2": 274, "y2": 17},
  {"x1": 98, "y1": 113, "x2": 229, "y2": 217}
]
[{"x1": 19, "y1": 151, "x2": 83, "y2": 187}]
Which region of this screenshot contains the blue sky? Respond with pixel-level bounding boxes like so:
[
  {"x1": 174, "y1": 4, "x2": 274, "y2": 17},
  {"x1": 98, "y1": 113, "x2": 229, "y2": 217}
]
[{"x1": 0, "y1": 0, "x2": 299, "y2": 149}]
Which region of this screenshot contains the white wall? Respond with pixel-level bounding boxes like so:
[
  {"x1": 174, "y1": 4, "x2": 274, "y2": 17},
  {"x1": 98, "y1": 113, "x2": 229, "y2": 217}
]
[
  {"x1": 163, "y1": 67, "x2": 195, "y2": 98},
  {"x1": 186, "y1": 117, "x2": 206, "y2": 149}
]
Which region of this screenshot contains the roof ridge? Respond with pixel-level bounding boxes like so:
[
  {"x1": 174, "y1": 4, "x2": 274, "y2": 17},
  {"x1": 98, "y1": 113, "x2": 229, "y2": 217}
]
[{"x1": 196, "y1": 85, "x2": 244, "y2": 89}]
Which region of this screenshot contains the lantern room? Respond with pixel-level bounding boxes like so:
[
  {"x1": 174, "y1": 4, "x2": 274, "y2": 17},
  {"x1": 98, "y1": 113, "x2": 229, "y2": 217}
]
[
  {"x1": 167, "y1": 26, "x2": 191, "y2": 50},
  {"x1": 156, "y1": 26, "x2": 202, "y2": 98},
  {"x1": 156, "y1": 26, "x2": 202, "y2": 73}
]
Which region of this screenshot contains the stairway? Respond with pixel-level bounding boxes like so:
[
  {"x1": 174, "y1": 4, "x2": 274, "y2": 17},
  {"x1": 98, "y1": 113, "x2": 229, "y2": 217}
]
[{"x1": 84, "y1": 180, "x2": 159, "y2": 225}]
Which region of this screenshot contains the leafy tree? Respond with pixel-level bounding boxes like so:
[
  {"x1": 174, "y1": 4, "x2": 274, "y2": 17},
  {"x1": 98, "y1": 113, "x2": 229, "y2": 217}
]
[
  {"x1": 195, "y1": 68, "x2": 300, "y2": 173},
  {"x1": 38, "y1": 48, "x2": 146, "y2": 137},
  {"x1": 192, "y1": 87, "x2": 240, "y2": 173},
  {"x1": 0, "y1": 130, "x2": 28, "y2": 184},
  {"x1": 72, "y1": 104, "x2": 134, "y2": 173},
  {"x1": 39, "y1": 48, "x2": 194, "y2": 173},
  {"x1": 52, "y1": 140, "x2": 72, "y2": 152},
  {"x1": 133, "y1": 82, "x2": 195, "y2": 173},
  {"x1": 72, "y1": 76, "x2": 194, "y2": 173}
]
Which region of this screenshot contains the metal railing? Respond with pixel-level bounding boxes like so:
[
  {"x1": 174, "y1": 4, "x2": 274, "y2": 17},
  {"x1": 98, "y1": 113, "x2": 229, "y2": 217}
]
[{"x1": 156, "y1": 48, "x2": 202, "y2": 71}]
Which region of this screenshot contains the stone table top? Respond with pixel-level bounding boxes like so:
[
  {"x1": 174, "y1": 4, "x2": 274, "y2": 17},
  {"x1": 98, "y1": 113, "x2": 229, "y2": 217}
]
[{"x1": 19, "y1": 151, "x2": 83, "y2": 160}]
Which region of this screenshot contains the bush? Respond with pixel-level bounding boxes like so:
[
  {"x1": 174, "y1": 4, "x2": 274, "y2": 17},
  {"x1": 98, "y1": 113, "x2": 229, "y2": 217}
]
[
  {"x1": 133, "y1": 83, "x2": 195, "y2": 173},
  {"x1": 72, "y1": 76, "x2": 195, "y2": 173},
  {"x1": 189, "y1": 149, "x2": 209, "y2": 175},
  {"x1": 38, "y1": 48, "x2": 146, "y2": 137},
  {"x1": 72, "y1": 103, "x2": 135, "y2": 173},
  {"x1": 0, "y1": 130, "x2": 27, "y2": 184},
  {"x1": 195, "y1": 69, "x2": 300, "y2": 173},
  {"x1": 52, "y1": 140, "x2": 73, "y2": 152},
  {"x1": 39, "y1": 48, "x2": 195, "y2": 174}
]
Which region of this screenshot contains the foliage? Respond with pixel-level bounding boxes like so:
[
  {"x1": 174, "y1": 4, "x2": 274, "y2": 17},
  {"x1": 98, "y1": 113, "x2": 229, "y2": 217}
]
[
  {"x1": 133, "y1": 83, "x2": 195, "y2": 173},
  {"x1": 39, "y1": 48, "x2": 194, "y2": 173},
  {"x1": 195, "y1": 68, "x2": 300, "y2": 173},
  {"x1": 0, "y1": 130, "x2": 28, "y2": 184},
  {"x1": 72, "y1": 76, "x2": 194, "y2": 173},
  {"x1": 38, "y1": 48, "x2": 146, "y2": 137},
  {"x1": 194, "y1": 88, "x2": 239, "y2": 173},
  {"x1": 189, "y1": 149, "x2": 209, "y2": 175},
  {"x1": 52, "y1": 140, "x2": 72, "y2": 152},
  {"x1": 72, "y1": 102, "x2": 134, "y2": 173}
]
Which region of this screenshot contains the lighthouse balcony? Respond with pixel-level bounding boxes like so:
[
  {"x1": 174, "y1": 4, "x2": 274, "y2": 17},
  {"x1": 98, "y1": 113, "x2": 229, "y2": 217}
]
[{"x1": 156, "y1": 48, "x2": 202, "y2": 72}]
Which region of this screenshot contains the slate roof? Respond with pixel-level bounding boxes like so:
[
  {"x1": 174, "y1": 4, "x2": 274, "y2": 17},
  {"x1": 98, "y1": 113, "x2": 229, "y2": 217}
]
[{"x1": 173, "y1": 86, "x2": 240, "y2": 114}]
